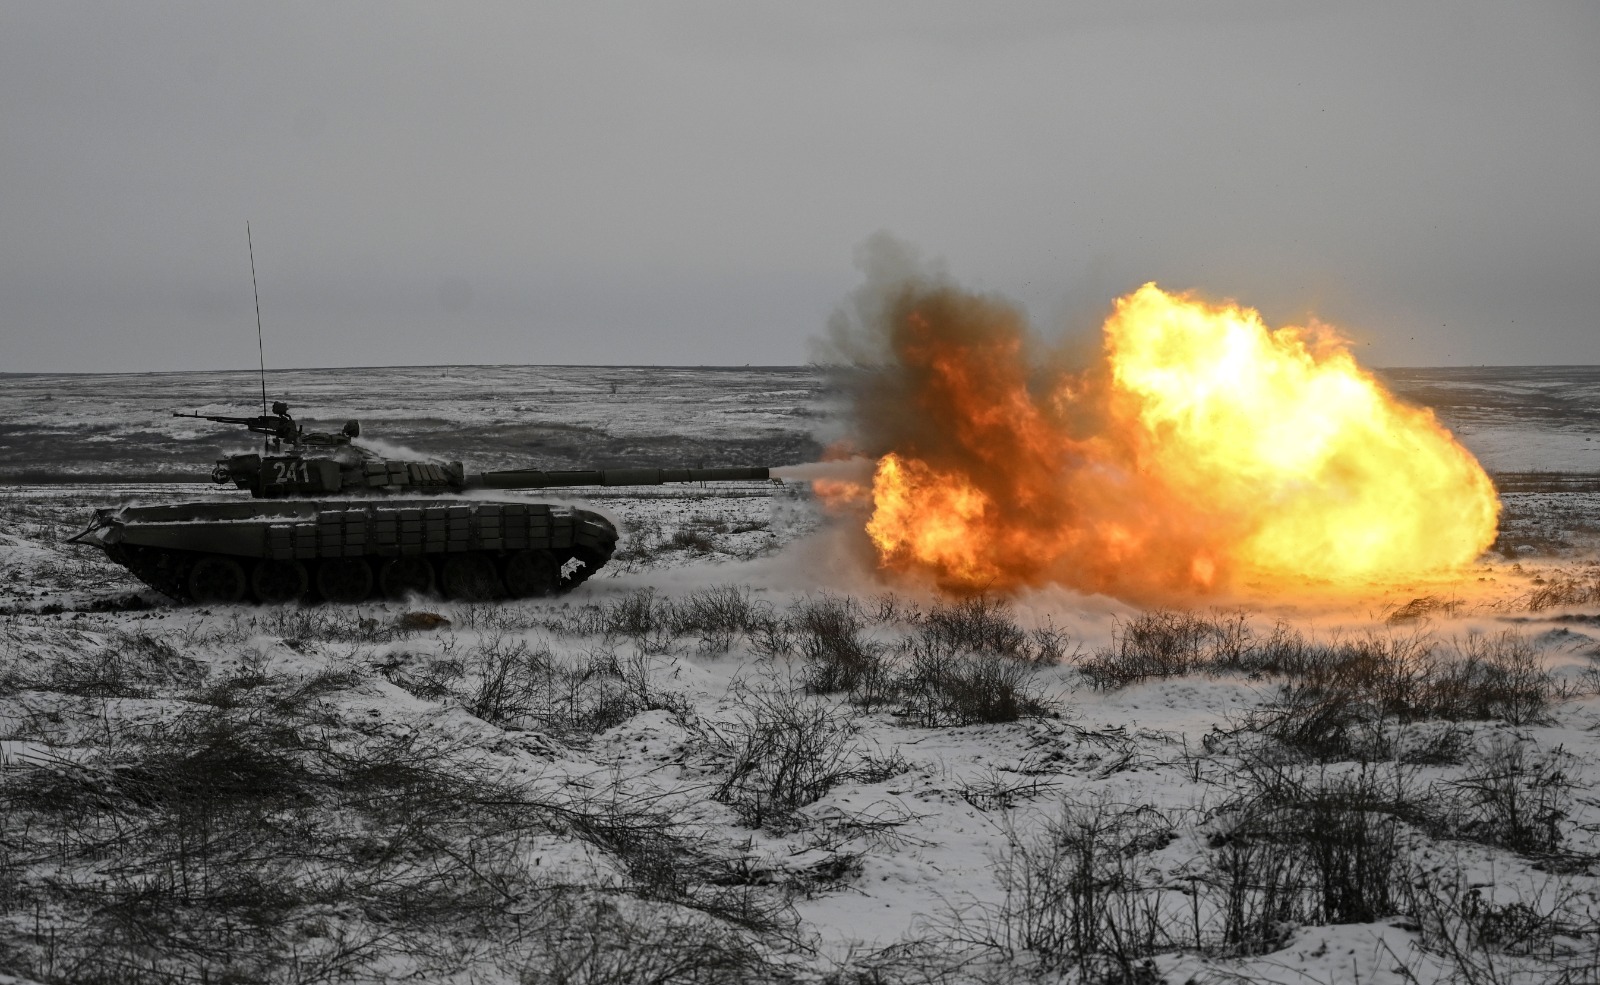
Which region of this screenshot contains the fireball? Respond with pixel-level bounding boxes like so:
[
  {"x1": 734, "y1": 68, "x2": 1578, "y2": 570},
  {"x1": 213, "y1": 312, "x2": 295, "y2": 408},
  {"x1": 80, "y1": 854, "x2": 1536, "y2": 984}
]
[{"x1": 828, "y1": 280, "x2": 1499, "y2": 598}]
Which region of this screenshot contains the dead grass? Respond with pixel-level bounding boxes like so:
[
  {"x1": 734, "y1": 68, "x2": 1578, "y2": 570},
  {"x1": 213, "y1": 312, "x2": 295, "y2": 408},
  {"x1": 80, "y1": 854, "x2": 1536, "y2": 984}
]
[
  {"x1": 383, "y1": 634, "x2": 688, "y2": 742},
  {"x1": 0, "y1": 669, "x2": 791, "y2": 984}
]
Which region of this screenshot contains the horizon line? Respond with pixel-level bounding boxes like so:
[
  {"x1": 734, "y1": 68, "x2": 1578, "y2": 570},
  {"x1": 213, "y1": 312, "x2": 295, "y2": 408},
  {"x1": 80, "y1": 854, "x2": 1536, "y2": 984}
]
[{"x1": 5, "y1": 361, "x2": 1600, "y2": 378}]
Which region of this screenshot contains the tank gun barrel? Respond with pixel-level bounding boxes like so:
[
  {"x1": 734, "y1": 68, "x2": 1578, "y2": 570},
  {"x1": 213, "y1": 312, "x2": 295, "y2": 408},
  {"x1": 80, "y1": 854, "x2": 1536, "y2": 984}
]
[
  {"x1": 469, "y1": 465, "x2": 770, "y2": 489},
  {"x1": 174, "y1": 408, "x2": 298, "y2": 444}
]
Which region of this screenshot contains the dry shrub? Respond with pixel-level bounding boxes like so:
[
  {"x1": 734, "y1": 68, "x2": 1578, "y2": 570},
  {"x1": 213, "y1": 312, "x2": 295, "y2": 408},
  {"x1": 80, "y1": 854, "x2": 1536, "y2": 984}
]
[
  {"x1": 1079, "y1": 612, "x2": 1555, "y2": 740},
  {"x1": 250, "y1": 605, "x2": 396, "y2": 645},
  {"x1": 1402, "y1": 865, "x2": 1600, "y2": 985},
  {"x1": 959, "y1": 767, "x2": 1062, "y2": 814},
  {"x1": 0, "y1": 709, "x2": 469, "y2": 983},
  {"x1": 668, "y1": 586, "x2": 770, "y2": 654},
  {"x1": 1441, "y1": 738, "x2": 1574, "y2": 856},
  {"x1": 1204, "y1": 829, "x2": 1307, "y2": 957},
  {"x1": 1207, "y1": 761, "x2": 1410, "y2": 947},
  {"x1": 610, "y1": 515, "x2": 666, "y2": 566},
  {"x1": 668, "y1": 526, "x2": 718, "y2": 554},
  {"x1": 709, "y1": 688, "x2": 860, "y2": 829},
  {"x1": 1243, "y1": 631, "x2": 1553, "y2": 762},
  {"x1": 596, "y1": 586, "x2": 770, "y2": 655},
  {"x1": 899, "y1": 645, "x2": 1050, "y2": 727},
  {"x1": 1429, "y1": 632, "x2": 1553, "y2": 726},
  {"x1": 385, "y1": 635, "x2": 683, "y2": 740},
  {"x1": 1243, "y1": 636, "x2": 1423, "y2": 762},
  {"x1": 868, "y1": 591, "x2": 920, "y2": 624},
  {"x1": 790, "y1": 594, "x2": 891, "y2": 704},
  {"x1": 0, "y1": 697, "x2": 789, "y2": 984},
  {"x1": 1520, "y1": 573, "x2": 1600, "y2": 612},
  {"x1": 920, "y1": 596, "x2": 1028, "y2": 659},
  {"x1": 975, "y1": 799, "x2": 1178, "y2": 979},
  {"x1": 1078, "y1": 610, "x2": 1215, "y2": 689},
  {"x1": 2, "y1": 629, "x2": 204, "y2": 698},
  {"x1": 1387, "y1": 595, "x2": 1464, "y2": 624},
  {"x1": 603, "y1": 588, "x2": 677, "y2": 654},
  {"x1": 520, "y1": 895, "x2": 768, "y2": 985},
  {"x1": 1393, "y1": 721, "x2": 1477, "y2": 766},
  {"x1": 919, "y1": 596, "x2": 1074, "y2": 667},
  {"x1": 781, "y1": 594, "x2": 1054, "y2": 725}
]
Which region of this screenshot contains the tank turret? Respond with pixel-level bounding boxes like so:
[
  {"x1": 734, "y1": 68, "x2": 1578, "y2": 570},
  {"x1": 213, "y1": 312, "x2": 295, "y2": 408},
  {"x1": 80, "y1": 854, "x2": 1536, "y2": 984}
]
[
  {"x1": 177, "y1": 403, "x2": 768, "y2": 499},
  {"x1": 71, "y1": 401, "x2": 773, "y2": 605},
  {"x1": 178, "y1": 402, "x2": 466, "y2": 498}
]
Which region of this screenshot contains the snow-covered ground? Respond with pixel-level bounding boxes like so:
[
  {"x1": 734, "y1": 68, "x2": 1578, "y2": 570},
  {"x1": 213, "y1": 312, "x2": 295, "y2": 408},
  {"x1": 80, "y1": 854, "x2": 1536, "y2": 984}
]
[
  {"x1": 2, "y1": 365, "x2": 1599, "y2": 984},
  {"x1": 1380, "y1": 365, "x2": 1600, "y2": 474},
  {"x1": 0, "y1": 365, "x2": 837, "y2": 478}
]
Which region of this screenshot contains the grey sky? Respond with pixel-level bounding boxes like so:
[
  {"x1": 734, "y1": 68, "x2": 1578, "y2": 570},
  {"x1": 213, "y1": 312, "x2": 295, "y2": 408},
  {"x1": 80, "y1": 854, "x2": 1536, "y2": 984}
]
[{"x1": 2, "y1": 1, "x2": 1596, "y2": 373}]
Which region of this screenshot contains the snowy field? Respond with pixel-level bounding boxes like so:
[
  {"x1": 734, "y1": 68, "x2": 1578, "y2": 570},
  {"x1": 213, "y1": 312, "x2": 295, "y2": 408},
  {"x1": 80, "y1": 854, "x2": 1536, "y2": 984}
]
[{"x1": 2, "y1": 365, "x2": 1600, "y2": 984}]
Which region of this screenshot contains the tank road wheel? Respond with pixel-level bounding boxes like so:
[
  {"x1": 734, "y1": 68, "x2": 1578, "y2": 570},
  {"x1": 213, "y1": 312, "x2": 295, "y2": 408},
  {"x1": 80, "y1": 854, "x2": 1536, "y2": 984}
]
[
  {"x1": 188, "y1": 555, "x2": 248, "y2": 604},
  {"x1": 251, "y1": 559, "x2": 309, "y2": 604},
  {"x1": 440, "y1": 553, "x2": 502, "y2": 601},
  {"x1": 503, "y1": 550, "x2": 560, "y2": 599},
  {"x1": 316, "y1": 558, "x2": 374, "y2": 604},
  {"x1": 379, "y1": 557, "x2": 436, "y2": 600}
]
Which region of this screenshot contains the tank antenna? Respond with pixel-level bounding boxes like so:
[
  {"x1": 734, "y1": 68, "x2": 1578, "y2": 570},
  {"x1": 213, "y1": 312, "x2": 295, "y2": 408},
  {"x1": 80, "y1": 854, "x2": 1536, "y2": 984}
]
[{"x1": 247, "y1": 222, "x2": 268, "y2": 452}]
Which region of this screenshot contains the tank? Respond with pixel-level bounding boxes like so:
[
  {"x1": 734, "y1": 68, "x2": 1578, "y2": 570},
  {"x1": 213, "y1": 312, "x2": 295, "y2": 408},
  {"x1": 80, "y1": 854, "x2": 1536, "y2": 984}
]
[{"x1": 68, "y1": 401, "x2": 771, "y2": 605}]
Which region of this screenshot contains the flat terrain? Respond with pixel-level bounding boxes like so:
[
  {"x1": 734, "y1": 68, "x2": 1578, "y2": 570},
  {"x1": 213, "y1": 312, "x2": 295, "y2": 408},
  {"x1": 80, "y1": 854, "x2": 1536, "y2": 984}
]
[{"x1": 2, "y1": 365, "x2": 1599, "y2": 985}]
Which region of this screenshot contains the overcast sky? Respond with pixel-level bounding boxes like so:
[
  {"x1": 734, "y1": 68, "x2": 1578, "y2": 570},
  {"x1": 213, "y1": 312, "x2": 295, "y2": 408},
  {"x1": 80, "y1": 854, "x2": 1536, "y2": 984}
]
[{"x1": 2, "y1": 2, "x2": 1596, "y2": 373}]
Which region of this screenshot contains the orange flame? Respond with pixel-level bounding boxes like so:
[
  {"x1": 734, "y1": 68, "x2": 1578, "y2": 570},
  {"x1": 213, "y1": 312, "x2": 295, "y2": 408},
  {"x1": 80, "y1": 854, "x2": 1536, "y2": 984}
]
[{"x1": 827, "y1": 280, "x2": 1499, "y2": 599}]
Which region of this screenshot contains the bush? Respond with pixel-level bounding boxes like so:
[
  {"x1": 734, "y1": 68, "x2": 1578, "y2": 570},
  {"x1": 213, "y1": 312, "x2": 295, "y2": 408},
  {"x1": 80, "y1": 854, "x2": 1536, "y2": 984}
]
[
  {"x1": 982, "y1": 799, "x2": 1178, "y2": 977},
  {"x1": 463, "y1": 634, "x2": 557, "y2": 724},
  {"x1": 1254, "y1": 687, "x2": 1384, "y2": 762},
  {"x1": 1386, "y1": 594, "x2": 1464, "y2": 624},
  {"x1": 709, "y1": 687, "x2": 860, "y2": 829},
  {"x1": 1520, "y1": 574, "x2": 1600, "y2": 612},
  {"x1": 1428, "y1": 632, "x2": 1552, "y2": 726},
  {"x1": 899, "y1": 644, "x2": 1050, "y2": 727},
  {"x1": 920, "y1": 596, "x2": 1029, "y2": 659},
  {"x1": 1212, "y1": 761, "x2": 1410, "y2": 931},
  {"x1": 669, "y1": 526, "x2": 718, "y2": 554},
  {"x1": 919, "y1": 596, "x2": 1074, "y2": 667},
  {"x1": 0, "y1": 707, "x2": 484, "y2": 983},
  {"x1": 668, "y1": 586, "x2": 769, "y2": 654},
  {"x1": 790, "y1": 594, "x2": 891, "y2": 705},
  {"x1": 1078, "y1": 610, "x2": 1214, "y2": 689},
  {"x1": 1401, "y1": 865, "x2": 1600, "y2": 985},
  {"x1": 603, "y1": 588, "x2": 678, "y2": 654},
  {"x1": 1443, "y1": 738, "x2": 1574, "y2": 855},
  {"x1": 1241, "y1": 632, "x2": 1552, "y2": 762},
  {"x1": 598, "y1": 586, "x2": 774, "y2": 655},
  {"x1": 1204, "y1": 827, "x2": 1308, "y2": 956},
  {"x1": 775, "y1": 596, "x2": 1062, "y2": 719}
]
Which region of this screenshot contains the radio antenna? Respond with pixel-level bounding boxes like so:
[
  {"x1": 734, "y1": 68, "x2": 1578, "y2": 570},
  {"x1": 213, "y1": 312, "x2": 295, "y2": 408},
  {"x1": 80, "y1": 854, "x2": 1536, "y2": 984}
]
[{"x1": 247, "y1": 222, "x2": 268, "y2": 452}]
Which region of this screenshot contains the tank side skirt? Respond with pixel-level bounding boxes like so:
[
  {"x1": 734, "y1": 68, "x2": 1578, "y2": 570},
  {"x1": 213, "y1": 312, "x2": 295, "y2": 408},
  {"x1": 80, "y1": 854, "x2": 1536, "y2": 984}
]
[{"x1": 101, "y1": 501, "x2": 619, "y2": 603}]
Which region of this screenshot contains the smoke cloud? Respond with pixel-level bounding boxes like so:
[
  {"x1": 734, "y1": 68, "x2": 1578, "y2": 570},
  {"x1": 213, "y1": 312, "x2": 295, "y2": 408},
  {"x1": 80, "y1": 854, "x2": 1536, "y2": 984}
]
[{"x1": 811, "y1": 235, "x2": 1498, "y2": 602}]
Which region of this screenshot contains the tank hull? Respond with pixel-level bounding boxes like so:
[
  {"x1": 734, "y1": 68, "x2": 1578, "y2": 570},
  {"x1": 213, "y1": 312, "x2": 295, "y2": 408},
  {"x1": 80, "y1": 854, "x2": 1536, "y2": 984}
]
[{"x1": 74, "y1": 498, "x2": 617, "y2": 604}]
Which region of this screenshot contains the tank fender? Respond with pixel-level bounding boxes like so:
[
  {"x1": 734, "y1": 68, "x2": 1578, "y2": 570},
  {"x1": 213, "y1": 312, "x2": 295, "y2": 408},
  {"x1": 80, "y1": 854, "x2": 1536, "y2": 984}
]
[{"x1": 114, "y1": 521, "x2": 267, "y2": 558}]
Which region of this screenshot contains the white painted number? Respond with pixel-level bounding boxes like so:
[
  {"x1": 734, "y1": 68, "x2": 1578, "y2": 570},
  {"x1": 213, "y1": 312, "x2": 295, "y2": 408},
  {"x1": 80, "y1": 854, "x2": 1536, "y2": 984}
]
[{"x1": 270, "y1": 460, "x2": 313, "y2": 484}]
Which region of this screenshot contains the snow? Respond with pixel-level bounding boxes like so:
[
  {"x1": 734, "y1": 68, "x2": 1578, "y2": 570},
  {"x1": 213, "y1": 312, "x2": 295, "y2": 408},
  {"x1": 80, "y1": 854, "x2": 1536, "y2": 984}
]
[{"x1": 2, "y1": 365, "x2": 1599, "y2": 982}]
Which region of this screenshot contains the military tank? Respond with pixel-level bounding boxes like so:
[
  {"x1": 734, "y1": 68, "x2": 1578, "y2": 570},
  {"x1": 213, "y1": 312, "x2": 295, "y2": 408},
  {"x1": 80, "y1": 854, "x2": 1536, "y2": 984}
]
[{"x1": 69, "y1": 401, "x2": 771, "y2": 605}]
